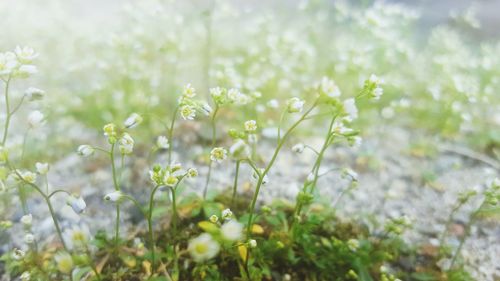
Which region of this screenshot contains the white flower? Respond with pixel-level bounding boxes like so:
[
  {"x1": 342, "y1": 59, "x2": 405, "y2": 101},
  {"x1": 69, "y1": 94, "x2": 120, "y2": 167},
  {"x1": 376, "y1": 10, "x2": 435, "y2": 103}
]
[
  {"x1": 54, "y1": 251, "x2": 74, "y2": 274},
  {"x1": 221, "y1": 208, "x2": 233, "y2": 220},
  {"x1": 163, "y1": 172, "x2": 179, "y2": 187},
  {"x1": 228, "y1": 89, "x2": 250, "y2": 105},
  {"x1": 209, "y1": 215, "x2": 218, "y2": 223},
  {"x1": 27, "y1": 110, "x2": 44, "y2": 128},
  {"x1": 347, "y1": 239, "x2": 360, "y2": 252},
  {"x1": 63, "y1": 225, "x2": 90, "y2": 250},
  {"x1": 15, "y1": 46, "x2": 38, "y2": 63},
  {"x1": 35, "y1": 162, "x2": 49, "y2": 175},
  {"x1": 267, "y1": 99, "x2": 279, "y2": 108},
  {"x1": 67, "y1": 195, "x2": 86, "y2": 214},
  {"x1": 221, "y1": 220, "x2": 244, "y2": 241},
  {"x1": 244, "y1": 120, "x2": 257, "y2": 132},
  {"x1": 180, "y1": 105, "x2": 196, "y2": 120},
  {"x1": 369, "y1": 74, "x2": 381, "y2": 84},
  {"x1": 77, "y1": 145, "x2": 94, "y2": 157},
  {"x1": 342, "y1": 98, "x2": 358, "y2": 121},
  {"x1": 25, "y1": 87, "x2": 45, "y2": 101},
  {"x1": 182, "y1": 83, "x2": 196, "y2": 98},
  {"x1": 210, "y1": 147, "x2": 227, "y2": 163},
  {"x1": 248, "y1": 239, "x2": 257, "y2": 248},
  {"x1": 24, "y1": 233, "x2": 35, "y2": 244},
  {"x1": 292, "y1": 143, "x2": 305, "y2": 153},
  {"x1": 320, "y1": 77, "x2": 341, "y2": 97},
  {"x1": 286, "y1": 97, "x2": 304, "y2": 113},
  {"x1": 229, "y1": 139, "x2": 251, "y2": 159},
  {"x1": 187, "y1": 168, "x2": 198, "y2": 178},
  {"x1": 373, "y1": 87, "x2": 383, "y2": 100},
  {"x1": 306, "y1": 173, "x2": 315, "y2": 183},
  {"x1": 20, "y1": 214, "x2": 32, "y2": 227},
  {"x1": 332, "y1": 122, "x2": 352, "y2": 135},
  {"x1": 104, "y1": 191, "x2": 125, "y2": 203},
  {"x1": 188, "y1": 233, "x2": 220, "y2": 262},
  {"x1": 17, "y1": 170, "x2": 37, "y2": 184},
  {"x1": 16, "y1": 64, "x2": 38, "y2": 77},
  {"x1": 0, "y1": 52, "x2": 18, "y2": 76},
  {"x1": 12, "y1": 248, "x2": 26, "y2": 260},
  {"x1": 20, "y1": 272, "x2": 30, "y2": 281},
  {"x1": 342, "y1": 168, "x2": 359, "y2": 182},
  {"x1": 118, "y1": 133, "x2": 134, "y2": 154},
  {"x1": 201, "y1": 103, "x2": 213, "y2": 116},
  {"x1": 156, "y1": 136, "x2": 169, "y2": 149},
  {"x1": 124, "y1": 113, "x2": 143, "y2": 128}
]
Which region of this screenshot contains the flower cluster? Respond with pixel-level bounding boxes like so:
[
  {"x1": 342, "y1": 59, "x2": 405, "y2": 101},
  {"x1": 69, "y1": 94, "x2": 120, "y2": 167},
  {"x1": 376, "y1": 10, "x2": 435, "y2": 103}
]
[
  {"x1": 178, "y1": 84, "x2": 212, "y2": 120},
  {"x1": 210, "y1": 86, "x2": 251, "y2": 106},
  {"x1": 0, "y1": 46, "x2": 38, "y2": 79}
]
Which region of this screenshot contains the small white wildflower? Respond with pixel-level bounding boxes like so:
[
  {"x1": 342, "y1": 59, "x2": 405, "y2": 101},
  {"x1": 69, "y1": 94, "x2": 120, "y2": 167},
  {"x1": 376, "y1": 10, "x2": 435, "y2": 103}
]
[
  {"x1": 248, "y1": 239, "x2": 257, "y2": 248},
  {"x1": 292, "y1": 143, "x2": 305, "y2": 153},
  {"x1": 20, "y1": 272, "x2": 30, "y2": 281},
  {"x1": 286, "y1": 97, "x2": 304, "y2": 113},
  {"x1": 63, "y1": 225, "x2": 90, "y2": 250},
  {"x1": 77, "y1": 145, "x2": 94, "y2": 157},
  {"x1": 27, "y1": 110, "x2": 44, "y2": 128},
  {"x1": 373, "y1": 87, "x2": 383, "y2": 99},
  {"x1": 124, "y1": 113, "x2": 143, "y2": 128},
  {"x1": 25, "y1": 87, "x2": 45, "y2": 101},
  {"x1": 15, "y1": 46, "x2": 38, "y2": 63},
  {"x1": 221, "y1": 208, "x2": 233, "y2": 220},
  {"x1": 227, "y1": 88, "x2": 241, "y2": 102},
  {"x1": 118, "y1": 133, "x2": 134, "y2": 155},
  {"x1": 267, "y1": 99, "x2": 279, "y2": 108},
  {"x1": 66, "y1": 195, "x2": 87, "y2": 214},
  {"x1": 20, "y1": 214, "x2": 32, "y2": 227},
  {"x1": 0, "y1": 52, "x2": 18, "y2": 76},
  {"x1": 188, "y1": 233, "x2": 220, "y2": 262},
  {"x1": 18, "y1": 170, "x2": 37, "y2": 184},
  {"x1": 244, "y1": 120, "x2": 257, "y2": 132},
  {"x1": 221, "y1": 220, "x2": 244, "y2": 241},
  {"x1": 342, "y1": 168, "x2": 359, "y2": 182},
  {"x1": 182, "y1": 83, "x2": 196, "y2": 98},
  {"x1": 209, "y1": 215, "x2": 218, "y2": 223},
  {"x1": 103, "y1": 191, "x2": 125, "y2": 203},
  {"x1": 156, "y1": 136, "x2": 169, "y2": 149},
  {"x1": 54, "y1": 251, "x2": 74, "y2": 274},
  {"x1": 320, "y1": 77, "x2": 341, "y2": 97},
  {"x1": 210, "y1": 147, "x2": 228, "y2": 163},
  {"x1": 180, "y1": 105, "x2": 196, "y2": 120},
  {"x1": 187, "y1": 168, "x2": 198, "y2": 178},
  {"x1": 201, "y1": 103, "x2": 213, "y2": 116},
  {"x1": 343, "y1": 98, "x2": 358, "y2": 121},
  {"x1": 35, "y1": 162, "x2": 49, "y2": 175},
  {"x1": 306, "y1": 173, "x2": 315, "y2": 183},
  {"x1": 347, "y1": 239, "x2": 360, "y2": 252},
  {"x1": 16, "y1": 64, "x2": 38, "y2": 77},
  {"x1": 163, "y1": 172, "x2": 179, "y2": 187},
  {"x1": 229, "y1": 139, "x2": 251, "y2": 159},
  {"x1": 24, "y1": 233, "x2": 35, "y2": 244},
  {"x1": 332, "y1": 122, "x2": 352, "y2": 135},
  {"x1": 12, "y1": 248, "x2": 26, "y2": 260}
]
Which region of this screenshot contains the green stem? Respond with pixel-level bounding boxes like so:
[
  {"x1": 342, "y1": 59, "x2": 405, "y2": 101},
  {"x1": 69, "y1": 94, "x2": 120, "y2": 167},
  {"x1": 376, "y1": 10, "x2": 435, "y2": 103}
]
[
  {"x1": 449, "y1": 201, "x2": 486, "y2": 269},
  {"x1": 109, "y1": 143, "x2": 121, "y2": 247},
  {"x1": 231, "y1": 160, "x2": 241, "y2": 207},
  {"x1": 246, "y1": 102, "x2": 317, "y2": 239},
  {"x1": 167, "y1": 106, "x2": 179, "y2": 164},
  {"x1": 1, "y1": 76, "x2": 12, "y2": 146},
  {"x1": 203, "y1": 105, "x2": 219, "y2": 199},
  {"x1": 147, "y1": 185, "x2": 162, "y2": 273}
]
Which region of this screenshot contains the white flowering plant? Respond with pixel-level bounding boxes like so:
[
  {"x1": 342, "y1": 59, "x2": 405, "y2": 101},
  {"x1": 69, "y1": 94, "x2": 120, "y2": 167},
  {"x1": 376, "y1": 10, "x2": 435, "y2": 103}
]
[{"x1": 1, "y1": 1, "x2": 498, "y2": 281}]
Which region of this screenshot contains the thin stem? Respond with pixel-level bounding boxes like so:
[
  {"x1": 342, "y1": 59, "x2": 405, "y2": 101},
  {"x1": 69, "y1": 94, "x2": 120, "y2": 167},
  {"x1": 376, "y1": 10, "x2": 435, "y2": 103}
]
[
  {"x1": 109, "y1": 143, "x2": 121, "y2": 248},
  {"x1": 20, "y1": 129, "x2": 29, "y2": 162},
  {"x1": 115, "y1": 205, "x2": 120, "y2": 246},
  {"x1": 449, "y1": 201, "x2": 486, "y2": 269},
  {"x1": 246, "y1": 101, "x2": 318, "y2": 239},
  {"x1": 148, "y1": 185, "x2": 162, "y2": 273},
  {"x1": 203, "y1": 105, "x2": 219, "y2": 199},
  {"x1": 167, "y1": 106, "x2": 179, "y2": 164},
  {"x1": 85, "y1": 246, "x2": 102, "y2": 281},
  {"x1": 1, "y1": 76, "x2": 12, "y2": 146},
  {"x1": 231, "y1": 160, "x2": 241, "y2": 207},
  {"x1": 48, "y1": 189, "x2": 72, "y2": 199}
]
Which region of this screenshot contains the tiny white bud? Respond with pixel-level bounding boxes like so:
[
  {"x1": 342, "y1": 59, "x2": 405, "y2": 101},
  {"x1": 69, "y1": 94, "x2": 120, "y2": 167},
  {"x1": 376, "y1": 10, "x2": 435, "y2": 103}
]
[
  {"x1": 77, "y1": 145, "x2": 94, "y2": 157},
  {"x1": 124, "y1": 113, "x2": 143, "y2": 128},
  {"x1": 20, "y1": 214, "x2": 32, "y2": 227},
  {"x1": 35, "y1": 162, "x2": 49, "y2": 175}
]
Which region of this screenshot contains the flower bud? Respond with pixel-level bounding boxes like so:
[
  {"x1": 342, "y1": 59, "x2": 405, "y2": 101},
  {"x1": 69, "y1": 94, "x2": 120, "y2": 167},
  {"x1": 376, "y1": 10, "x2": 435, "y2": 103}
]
[
  {"x1": 124, "y1": 113, "x2": 143, "y2": 128},
  {"x1": 286, "y1": 97, "x2": 304, "y2": 113},
  {"x1": 67, "y1": 194, "x2": 87, "y2": 214},
  {"x1": 35, "y1": 162, "x2": 49, "y2": 175},
  {"x1": 156, "y1": 136, "x2": 169, "y2": 149},
  {"x1": 25, "y1": 87, "x2": 45, "y2": 101},
  {"x1": 77, "y1": 145, "x2": 94, "y2": 157},
  {"x1": 20, "y1": 214, "x2": 32, "y2": 227},
  {"x1": 248, "y1": 239, "x2": 257, "y2": 248},
  {"x1": 27, "y1": 110, "x2": 44, "y2": 128},
  {"x1": 104, "y1": 191, "x2": 125, "y2": 203},
  {"x1": 292, "y1": 143, "x2": 305, "y2": 153}
]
